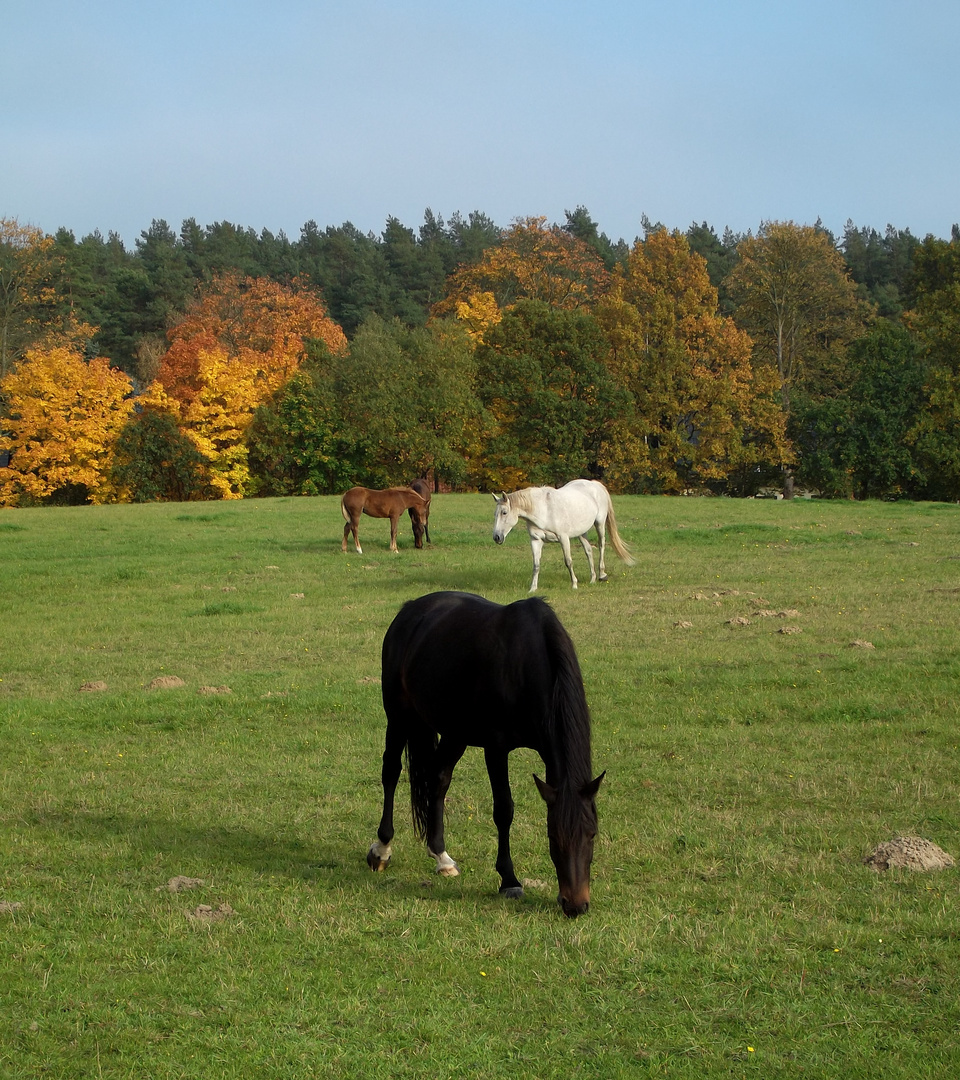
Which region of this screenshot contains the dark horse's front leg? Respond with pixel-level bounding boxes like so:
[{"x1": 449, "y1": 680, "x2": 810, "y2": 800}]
[
  {"x1": 367, "y1": 719, "x2": 406, "y2": 871},
  {"x1": 484, "y1": 747, "x2": 524, "y2": 898}
]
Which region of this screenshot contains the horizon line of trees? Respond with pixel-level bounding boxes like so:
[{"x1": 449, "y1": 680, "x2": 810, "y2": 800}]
[{"x1": 2, "y1": 207, "x2": 960, "y2": 506}]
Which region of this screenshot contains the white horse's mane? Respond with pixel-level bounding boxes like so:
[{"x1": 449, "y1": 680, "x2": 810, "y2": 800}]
[{"x1": 506, "y1": 487, "x2": 539, "y2": 514}]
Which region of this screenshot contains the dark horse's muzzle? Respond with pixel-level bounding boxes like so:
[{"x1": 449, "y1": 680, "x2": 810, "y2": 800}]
[{"x1": 559, "y1": 894, "x2": 590, "y2": 918}]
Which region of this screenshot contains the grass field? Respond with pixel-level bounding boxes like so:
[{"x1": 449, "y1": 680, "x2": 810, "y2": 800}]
[{"x1": 2, "y1": 493, "x2": 960, "y2": 1078}]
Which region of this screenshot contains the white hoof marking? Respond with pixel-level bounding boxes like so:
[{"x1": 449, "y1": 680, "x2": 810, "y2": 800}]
[{"x1": 430, "y1": 849, "x2": 459, "y2": 877}]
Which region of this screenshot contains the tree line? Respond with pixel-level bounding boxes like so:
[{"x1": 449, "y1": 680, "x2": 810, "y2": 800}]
[{"x1": 1, "y1": 208, "x2": 958, "y2": 506}]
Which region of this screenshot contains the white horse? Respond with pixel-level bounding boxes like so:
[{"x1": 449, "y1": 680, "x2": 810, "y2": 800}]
[{"x1": 492, "y1": 479, "x2": 635, "y2": 592}]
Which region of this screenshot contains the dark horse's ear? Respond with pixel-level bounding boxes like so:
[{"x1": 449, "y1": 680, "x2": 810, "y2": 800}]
[
  {"x1": 533, "y1": 774, "x2": 556, "y2": 805},
  {"x1": 581, "y1": 771, "x2": 605, "y2": 799}
]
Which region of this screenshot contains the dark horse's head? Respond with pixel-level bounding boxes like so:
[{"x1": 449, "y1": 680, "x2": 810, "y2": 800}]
[{"x1": 534, "y1": 771, "x2": 604, "y2": 917}]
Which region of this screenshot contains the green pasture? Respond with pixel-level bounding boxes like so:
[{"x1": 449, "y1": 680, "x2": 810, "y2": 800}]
[{"x1": 2, "y1": 493, "x2": 959, "y2": 1078}]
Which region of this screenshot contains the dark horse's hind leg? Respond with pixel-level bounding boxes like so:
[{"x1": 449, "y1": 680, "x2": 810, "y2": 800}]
[
  {"x1": 484, "y1": 748, "x2": 524, "y2": 898},
  {"x1": 367, "y1": 719, "x2": 406, "y2": 871},
  {"x1": 426, "y1": 737, "x2": 467, "y2": 876}
]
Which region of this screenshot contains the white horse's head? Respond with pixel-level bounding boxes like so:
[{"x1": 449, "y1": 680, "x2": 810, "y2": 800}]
[{"x1": 492, "y1": 492, "x2": 518, "y2": 545}]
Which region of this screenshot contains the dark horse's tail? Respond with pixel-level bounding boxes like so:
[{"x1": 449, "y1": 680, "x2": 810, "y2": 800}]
[{"x1": 406, "y1": 725, "x2": 439, "y2": 840}]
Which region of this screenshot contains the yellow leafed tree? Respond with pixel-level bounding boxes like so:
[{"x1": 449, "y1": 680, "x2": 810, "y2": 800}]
[
  {"x1": 0, "y1": 346, "x2": 133, "y2": 505},
  {"x1": 177, "y1": 346, "x2": 262, "y2": 499}
]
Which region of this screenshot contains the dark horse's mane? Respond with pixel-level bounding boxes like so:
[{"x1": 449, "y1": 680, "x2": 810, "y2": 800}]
[
  {"x1": 538, "y1": 603, "x2": 594, "y2": 850},
  {"x1": 539, "y1": 603, "x2": 593, "y2": 782}
]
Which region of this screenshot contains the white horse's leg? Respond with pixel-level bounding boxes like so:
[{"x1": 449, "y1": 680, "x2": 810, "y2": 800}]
[
  {"x1": 578, "y1": 534, "x2": 597, "y2": 583},
  {"x1": 559, "y1": 535, "x2": 579, "y2": 589},
  {"x1": 529, "y1": 536, "x2": 544, "y2": 592}
]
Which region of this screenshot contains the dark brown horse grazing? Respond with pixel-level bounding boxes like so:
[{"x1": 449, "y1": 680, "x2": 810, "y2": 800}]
[
  {"x1": 407, "y1": 478, "x2": 432, "y2": 546},
  {"x1": 367, "y1": 591, "x2": 604, "y2": 917},
  {"x1": 341, "y1": 486, "x2": 428, "y2": 554}
]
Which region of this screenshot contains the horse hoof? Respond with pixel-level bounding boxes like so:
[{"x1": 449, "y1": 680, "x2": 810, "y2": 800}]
[
  {"x1": 499, "y1": 886, "x2": 524, "y2": 900},
  {"x1": 367, "y1": 844, "x2": 391, "y2": 872},
  {"x1": 437, "y1": 864, "x2": 459, "y2": 877}
]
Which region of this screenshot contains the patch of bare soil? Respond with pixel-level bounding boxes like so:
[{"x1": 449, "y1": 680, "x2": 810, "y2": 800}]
[
  {"x1": 187, "y1": 903, "x2": 235, "y2": 922},
  {"x1": 198, "y1": 685, "x2": 232, "y2": 695},
  {"x1": 777, "y1": 626, "x2": 802, "y2": 635},
  {"x1": 849, "y1": 639, "x2": 875, "y2": 649},
  {"x1": 674, "y1": 621, "x2": 693, "y2": 629},
  {"x1": 727, "y1": 616, "x2": 751, "y2": 626},
  {"x1": 0, "y1": 901, "x2": 23, "y2": 913},
  {"x1": 147, "y1": 676, "x2": 186, "y2": 690},
  {"x1": 865, "y1": 836, "x2": 955, "y2": 872},
  {"x1": 157, "y1": 876, "x2": 205, "y2": 892},
  {"x1": 79, "y1": 681, "x2": 108, "y2": 692}
]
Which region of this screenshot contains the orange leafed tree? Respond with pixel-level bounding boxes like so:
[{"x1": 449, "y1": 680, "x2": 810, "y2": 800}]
[
  {"x1": 0, "y1": 346, "x2": 133, "y2": 505},
  {"x1": 150, "y1": 274, "x2": 347, "y2": 497},
  {"x1": 157, "y1": 273, "x2": 347, "y2": 406},
  {"x1": 434, "y1": 216, "x2": 610, "y2": 335}
]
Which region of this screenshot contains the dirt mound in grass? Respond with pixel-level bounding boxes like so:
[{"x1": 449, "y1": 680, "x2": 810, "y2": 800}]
[
  {"x1": 865, "y1": 836, "x2": 955, "y2": 872},
  {"x1": 147, "y1": 675, "x2": 186, "y2": 690},
  {"x1": 157, "y1": 876, "x2": 205, "y2": 893},
  {"x1": 187, "y1": 903, "x2": 235, "y2": 923}
]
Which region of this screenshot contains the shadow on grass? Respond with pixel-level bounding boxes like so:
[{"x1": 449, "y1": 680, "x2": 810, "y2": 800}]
[{"x1": 25, "y1": 809, "x2": 339, "y2": 882}]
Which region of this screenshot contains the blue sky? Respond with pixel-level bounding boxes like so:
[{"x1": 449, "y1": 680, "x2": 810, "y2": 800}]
[{"x1": 6, "y1": 0, "x2": 959, "y2": 248}]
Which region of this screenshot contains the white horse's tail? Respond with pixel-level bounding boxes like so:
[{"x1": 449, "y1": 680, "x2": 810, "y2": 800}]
[{"x1": 604, "y1": 493, "x2": 636, "y2": 566}]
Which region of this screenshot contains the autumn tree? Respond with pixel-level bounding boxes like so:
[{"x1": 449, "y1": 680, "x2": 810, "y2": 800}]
[
  {"x1": 0, "y1": 346, "x2": 133, "y2": 505},
  {"x1": 434, "y1": 217, "x2": 611, "y2": 333},
  {"x1": 595, "y1": 229, "x2": 789, "y2": 494},
  {"x1": 727, "y1": 221, "x2": 865, "y2": 495},
  {"x1": 148, "y1": 274, "x2": 347, "y2": 498}
]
